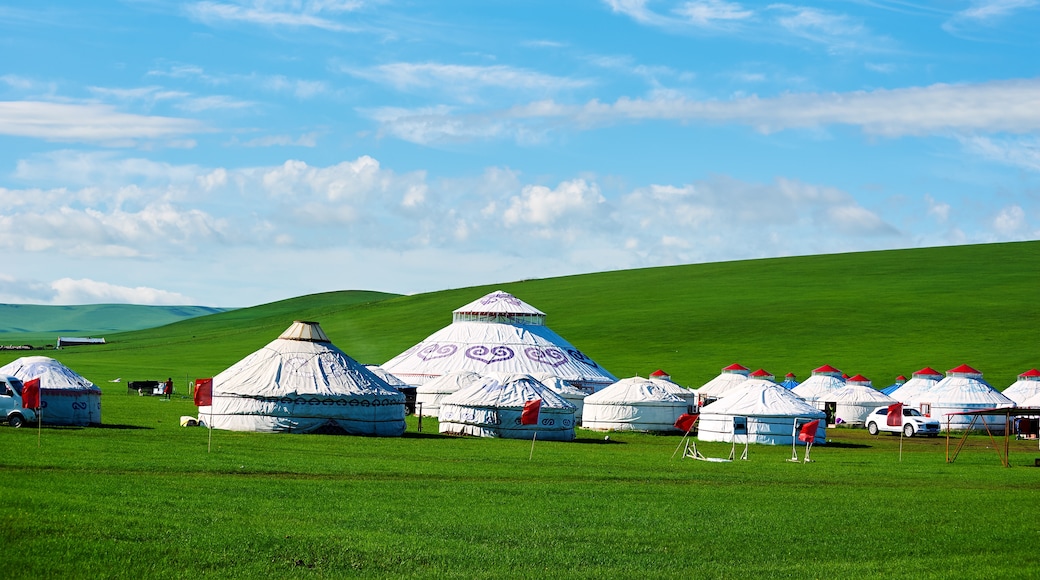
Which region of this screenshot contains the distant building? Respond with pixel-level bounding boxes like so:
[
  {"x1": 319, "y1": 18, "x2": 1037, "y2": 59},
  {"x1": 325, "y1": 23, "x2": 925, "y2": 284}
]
[{"x1": 56, "y1": 337, "x2": 106, "y2": 348}]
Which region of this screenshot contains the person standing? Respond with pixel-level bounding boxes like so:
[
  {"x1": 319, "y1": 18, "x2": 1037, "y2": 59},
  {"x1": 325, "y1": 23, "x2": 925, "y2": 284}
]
[{"x1": 163, "y1": 377, "x2": 173, "y2": 399}]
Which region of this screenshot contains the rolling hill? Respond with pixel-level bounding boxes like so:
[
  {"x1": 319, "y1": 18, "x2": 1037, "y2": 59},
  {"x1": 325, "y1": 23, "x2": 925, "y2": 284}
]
[
  {"x1": 1, "y1": 241, "x2": 1036, "y2": 390},
  {"x1": 0, "y1": 303, "x2": 233, "y2": 344}
]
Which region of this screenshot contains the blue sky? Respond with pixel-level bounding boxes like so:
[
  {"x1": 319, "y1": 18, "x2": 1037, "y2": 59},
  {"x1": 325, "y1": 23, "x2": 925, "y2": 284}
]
[{"x1": 1, "y1": 1, "x2": 1038, "y2": 306}]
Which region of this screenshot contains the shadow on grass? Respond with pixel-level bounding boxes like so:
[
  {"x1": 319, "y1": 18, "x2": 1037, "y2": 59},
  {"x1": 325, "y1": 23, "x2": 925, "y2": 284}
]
[
  {"x1": 821, "y1": 441, "x2": 871, "y2": 449},
  {"x1": 401, "y1": 431, "x2": 451, "y2": 439},
  {"x1": 94, "y1": 423, "x2": 153, "y2": 430},
  {"x1": 572, "y1": 437, "x2": 626, "y2": 445}
]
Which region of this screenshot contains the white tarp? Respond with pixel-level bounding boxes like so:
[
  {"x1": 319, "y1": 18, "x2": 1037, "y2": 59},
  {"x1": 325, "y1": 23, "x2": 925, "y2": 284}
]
[
  {"x1": 438, "y1": 373, "x2": 576, "y2": 440},
  {"x1": 831, "y1": 384, "x2": 895, "y2": 426},
  {"x1": 382, "y1": 291, "x2": 617, "y2": 391},
  {"x1": 698, "y1": 380, "x2": 826, "y2": 445},
  {"x1": 415, "y1": 370, "x2": 483, "y2": 417},
  {"x1": 0, "y1": 356, "x2": 101, "y2": 426},
  {"x1": 581, "y1": 377, "x2": 688, "y2": 432},
  {"x1": 530, "y1": 372, "x2": 588, "y2": 423},
  {"x1": 648, "y1": 377, "x2": 698, "y2": 410},
  {"x1": 198, "y1": 321, "x2": 405, "y2": 436}
]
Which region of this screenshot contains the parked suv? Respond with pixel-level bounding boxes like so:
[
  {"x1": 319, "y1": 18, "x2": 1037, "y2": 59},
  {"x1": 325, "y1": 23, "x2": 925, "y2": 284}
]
[
  {"x1": 1, "y1": 375, "x2": 37, "y2": 428},
  {"x1": 865, "y1": 405, "x2": 940, "y2": 437}
]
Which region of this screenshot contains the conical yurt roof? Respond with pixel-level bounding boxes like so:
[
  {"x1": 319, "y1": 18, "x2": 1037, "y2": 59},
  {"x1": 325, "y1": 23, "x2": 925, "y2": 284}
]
[
  {"x1": 204, "y1": 321, "x2": 405, "y2": 435},
  {"x1": 437, "y1": 373, "x2": 577, "y2": 440},
  {"x1": 0, "y1": 356, "x2": 99, "y2": 393},
  {"x1": 381, "y1": 291, "x2": 617, "y2": 390},
  {"x1": 366, "y1": 365, "x2": 411, "y2": 388},
  {"x1": 791, "y1": 368, "x2": 845, "y2": 402},
  {"x1": 584, "y1": 377, "x2": 686, "y2": 406},
  {"x1": 830, "y1": 384, "x2": 894, "y2": 405},
  {"x1": 1003, "y1": 369, "x2": 1040, "y2": 405},
  {"x1": 697, "y1": 363, "x2": 751, "y2": 398},
  {"x1": 416, "y1": 370, "x2": 484, "y2": 395},
  {"x1": 699, "y1": 380, "x2": 825, "y2": 418},
  {"x1": 888, "y1": 367, "x2": 943, "y2": 403},
  {"x1": 920, "y1": 365, "x2": 1012, "y2": 408}
]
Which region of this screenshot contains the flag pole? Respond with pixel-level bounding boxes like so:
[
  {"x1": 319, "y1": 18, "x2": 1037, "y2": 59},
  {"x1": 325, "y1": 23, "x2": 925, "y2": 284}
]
[
  {"x1": 529, "y1": 431, "x2": 537, "y2": 461},
  {"x1": 898, "y1": 428, "x2": 903, "y2": 462},
  {"x1": 671, "y1": 427, "x2": 693, "y2": 459},
  {"x1": 36, "y1": 404, "x2": 42, "y2": 448}
]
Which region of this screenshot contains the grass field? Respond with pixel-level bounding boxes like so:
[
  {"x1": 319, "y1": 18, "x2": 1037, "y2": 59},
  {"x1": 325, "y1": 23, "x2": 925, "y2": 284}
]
[
  {"x1": 3, "y1": 392, "x2": 1039, "y2": 579},
  {"x1": 1, "y1": 241, "x2": 1039, "y2": 578}
]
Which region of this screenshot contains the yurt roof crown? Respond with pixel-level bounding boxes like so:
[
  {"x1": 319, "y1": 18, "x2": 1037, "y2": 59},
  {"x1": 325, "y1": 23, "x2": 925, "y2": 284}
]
[
  {"x1": 278, "y1": 320, "x2": 331, "y2": 343},
  {"x1": 451, "y1": 291, "x2": 547, "y2": 326}
]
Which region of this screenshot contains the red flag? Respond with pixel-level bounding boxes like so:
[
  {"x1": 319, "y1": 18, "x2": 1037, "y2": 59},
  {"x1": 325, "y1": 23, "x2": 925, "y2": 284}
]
[
  {"x1": 674, "y1": 413, "x2": 698, "y2": 432},
  {"x1": 798, "y1": 419, "x2": 820, "y2": 444},
  {"x1": 193, "y1": 378, "x2": 213, "y2": 407},
  {"x1": 520, "y1": 399, "x2": 541, "y2": 425},
  {"x1": 886, "y1": 402, "x2": 903, "y2": 427},
  {"x1": 21, "y1": 377, "x2": 40, "y2": 410}
]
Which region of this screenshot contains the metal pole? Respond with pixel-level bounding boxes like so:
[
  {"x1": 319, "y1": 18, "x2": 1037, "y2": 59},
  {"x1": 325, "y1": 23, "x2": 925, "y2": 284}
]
[{"x1": 417, "y1": 402, "x2": 423, "y2": 433}]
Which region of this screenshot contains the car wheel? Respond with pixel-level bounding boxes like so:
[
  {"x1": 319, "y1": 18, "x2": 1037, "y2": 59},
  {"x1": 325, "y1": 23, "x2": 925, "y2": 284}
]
[
  {"x1": 867, "y1": 422, "x2": 879, "y2": 435},
  {"x1": 8, "y1": 414, "x2": 24, "y2": 428},
  {"x1": 903, "y1": 424, "x2": 914, "y2": 437}
]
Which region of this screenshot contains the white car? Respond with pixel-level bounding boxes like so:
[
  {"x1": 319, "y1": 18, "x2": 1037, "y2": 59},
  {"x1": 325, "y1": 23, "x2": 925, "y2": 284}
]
[
  {"x1": 1, "y1": 375, "x2": 37, "y2": 428},
  {"x1": 865, "y1": 405, "x2": 941, "y2": 437}
]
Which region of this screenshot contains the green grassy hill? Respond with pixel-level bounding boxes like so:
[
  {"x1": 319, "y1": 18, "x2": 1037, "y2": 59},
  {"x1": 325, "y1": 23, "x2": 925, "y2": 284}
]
[
  {"x1": 0, "y1": 303, "x2": 233, "y2": 344},
  {"x1": 1, "y1": 241, "x2": 1036, "y2": 389}
]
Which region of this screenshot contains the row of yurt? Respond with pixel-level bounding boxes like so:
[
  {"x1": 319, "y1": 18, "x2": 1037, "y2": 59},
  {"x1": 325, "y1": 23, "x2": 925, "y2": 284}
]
[
  {"x1": 381, "y1": 291, "x2": 617, "y2": 392},
  {"x1": 0, "y1": 356, "x2": 101, "y2": 426},
  {"x1": 830, "y1": 375, "x2": 895, "y2": 426},
  {"x1": 697, "y1": 363, "x2": 750, "y2": 404}
]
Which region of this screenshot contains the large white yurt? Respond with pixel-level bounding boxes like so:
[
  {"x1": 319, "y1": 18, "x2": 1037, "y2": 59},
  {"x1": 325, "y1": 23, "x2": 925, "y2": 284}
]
[
  {"x1": 438, "y1": 373, "x2": 576, "y2": 440},
  {"x1": 697, "y1": 379, "x2": 826, "y2": 445},
  {"x1": 198, "y1": 321, "x2": 406, "y2": 435},
  {"x1": 831, "y1": 375, "x2": 895, "y2": 426},
  {"x1": 581, "y1": 377, "x2": 688, "y2": 432},
  {"x1": 530, "y1": 372, "x2": 588, "y2": 423},
  {"x1": 381, "y1": 291, "x2": 617, "y2": 392},
  {"x1": 1002, "y1": 369, "x2": 1040, "y2": 405},
  {"x1": 415, "y1": 370, "x2": 483, "y2": 417},
  {"x1": 791, "y1": 364, "x2": 846, "y2": 409},
  {"x1": 915, "y1": 365, "x2": 1014, "y2": 432},
  {"x1": 0, "y1": 356, "x2": 101, "y2": 425},
  {"x1": 697, "y1": 363, "x2": 751, "y2": 405},
  {"x1": 888, "y1": 367, "x2": 943, "y2": 407}
]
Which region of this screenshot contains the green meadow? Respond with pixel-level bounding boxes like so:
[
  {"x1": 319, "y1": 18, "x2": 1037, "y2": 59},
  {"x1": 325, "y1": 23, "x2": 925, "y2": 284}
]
[{"x1": 2, "y1": 241, "x2": 1040, "y2": 578}]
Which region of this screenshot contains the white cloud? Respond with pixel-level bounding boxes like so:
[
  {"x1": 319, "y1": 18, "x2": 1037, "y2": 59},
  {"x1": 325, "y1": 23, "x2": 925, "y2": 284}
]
[
  {"x1": 49, "y1": 278, "x2": 194, "y2": 305},
  {"x1": 926, "y1": 194, "x2": 951, "y2": 222},
  {"x1": 992, "y1": 205, "x2": 1027, "y2": 235},
  {"x1": 959, "y1": 136, "x2": 1040, "y2": 172},
  {"x1": 957, "y1": 0, "x2": 1037, "y2": 21},
  {"x1": 185, "y1": 1, "x2": 360, "y2": 31},
  {"x1": 502, "y1": 179, "x2": 607, "y2": 227},
  {"x1": 675, "y1": 0, "x2": 753, "y2": 27},
  {"x1": 238, "y1": 132, "x2": 320, "y2": 147},
  {"x1": 0, "y1": 101, "x2": 204, "y2": 144}
]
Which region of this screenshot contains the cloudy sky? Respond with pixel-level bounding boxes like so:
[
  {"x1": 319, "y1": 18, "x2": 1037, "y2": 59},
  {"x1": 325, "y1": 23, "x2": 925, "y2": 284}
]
[{"x1": 1, "y1": 1, "x2": 1038, "y2": 306}]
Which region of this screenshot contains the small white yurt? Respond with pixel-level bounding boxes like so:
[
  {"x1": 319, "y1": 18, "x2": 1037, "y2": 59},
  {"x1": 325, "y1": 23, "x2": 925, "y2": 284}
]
[
  {"x1": 648, "y1": 369, "x2": 698, "y2": 411},
  {"x1": 697, "y1": 379, "x2": 826, "y2": 445},
  {"x1": 530, "y1": 372, "x2": 588, "y2": 423},
  {"x1": 415, "y1": 370, "x2": 483, "y2": 417},
  {"x1": 198, "y1": 321, "x2": 406, "y2": 435},
  {"x1": 697, "y1": 363, "x2": 751, "y2": 405},
  {"x1": 581, "y1": 377, "x2": 688, "y2": 432},
  {"x1": 438, "y1": 373, "x2": 576, "y2": 440},
  {"x1": 889, "y1": 367, "x2": 943, "y2": 407},
  {"x1": 916, "y1": 365, "x2": 1014, "y2": 432},
  {"x1": 381, "y1": 291, "x2": 617, "y2": 392},
  {"x1": 791, "y1": 364, "x2": 846, "y2": 409},
  {"x1": 0, "y1": 356, "x2": 101, "y2": 425},
  {"x1": 1002, "y1": 369, "x2": 1040, "y2": 405},
  {"x1": 831, "y1": 375, "x2": 895, "y2": 426}
]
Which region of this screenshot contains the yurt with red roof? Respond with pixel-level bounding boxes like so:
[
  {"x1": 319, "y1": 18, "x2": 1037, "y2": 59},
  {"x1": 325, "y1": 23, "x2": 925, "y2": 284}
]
[
  {"x1": 880, "y1": 375, "x2": 907, "y2": 396},
  {"x1": 916, "y1": 365, "x2": 1014, "y2": 432},
  {"x1": 381, "y1": 291, "x2": 617, "y2": 392},
  {"x1": 830, "y1": 375, "x2": 896, "y2": 426},
  {"x1": 1003, "y1": 369, "x2": 1040, "y2": 405},
  {"x1": 697, "y1": 377, "x2": 826, "y2": 446},
  {"x1": 791, "y1": 364, "x2": 846, "y2": 407},
  {"x1": 647, "y1": 369, "x2": 698, "y2": 410},
  {"x1": 780, "y1": 372, "x2": 799, "y2": 390},
  {"x1": 888, "y1": 367, "x2": 943, "y2": 408},
  {"x1": 697, "y1": 363, "x2": 750, "y2": 405}
]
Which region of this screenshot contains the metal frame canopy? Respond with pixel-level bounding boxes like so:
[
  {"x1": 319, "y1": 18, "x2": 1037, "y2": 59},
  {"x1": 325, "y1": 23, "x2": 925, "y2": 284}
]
[{"x1": 944, "y1": 407, "x2": 1040, "y2": 467}]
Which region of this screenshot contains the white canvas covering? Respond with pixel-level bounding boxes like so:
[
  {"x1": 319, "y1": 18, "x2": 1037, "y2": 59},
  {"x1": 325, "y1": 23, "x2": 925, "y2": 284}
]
[
  {"x1": 365, "y1": 365, "x2": 411, "y2": 388},
  {"x1": 697, "y1": 380, "x2": 826, "y2": 445},
  {"x1": 415, "y1": 370, "x2": 483, "y2": 417},
  {"x1": 790, "y1": 370, "x2": 845, "y2": 408},
  {"x1": 1002, "y1": 371, "x2": 1040, "y2": 405},
  {"x1": 198, "y1": 321, "x2": 405, "y2": 435},
  {"x1": 382, "y1": 291, "x2": 617, "y2": 391},
  {"x1": 831, "y1": 385, "x2": 895, "y2": 426},
  {"x1": 438, "y1": 373, "x2": 576, "y2": 440},
  {"x1": 530, "y1": 372, "x2": 588, "y2": 423},
  {"x1": 697, "y1": 364, "x2": 751, "y2": 403},
  {"x1": 0, "y1": 356, "x2": 101, "y2": 425},
  {"x1": 915, "y1": 366, "x2": 1013, "y2": 432},
  {"x1": 581, "y1": 377, "x2": 688, "y2": 432},
  {"x1": 648, "y1": 377, "x2": 697, "y2": 410}
]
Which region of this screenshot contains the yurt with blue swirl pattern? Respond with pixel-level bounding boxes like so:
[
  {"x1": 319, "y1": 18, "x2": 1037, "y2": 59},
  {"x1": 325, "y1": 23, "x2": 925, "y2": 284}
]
[
  {"x1": 381, "y1": 290, "x2": 617, "y2": 393},
  {"x1": 198, "y1": 321, "x2": 405, "y2": 435}
]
